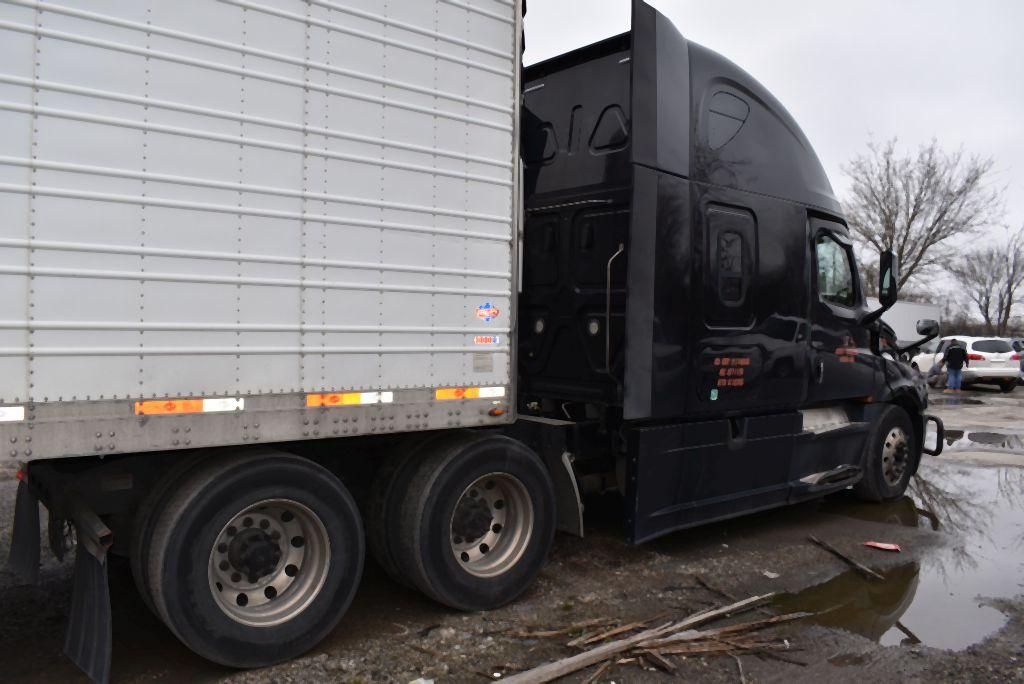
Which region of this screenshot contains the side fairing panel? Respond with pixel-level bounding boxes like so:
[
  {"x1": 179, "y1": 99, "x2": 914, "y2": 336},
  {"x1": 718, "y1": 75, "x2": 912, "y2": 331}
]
[
  {"x1": 622, "y1": 0, "x2": 692, "y2": 420},
  {"x1": 623, "y1": 166, "x2": 692, "y2": 419},
  {"x1": 626, "y1": 411, "x2": 801, "y2": 544},
  {"x1": 630, "y1": 0, "x2": 689, "y2": 179}
]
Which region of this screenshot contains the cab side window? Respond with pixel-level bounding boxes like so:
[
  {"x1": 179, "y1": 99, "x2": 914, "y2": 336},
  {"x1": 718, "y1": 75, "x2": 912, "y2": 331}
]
[{"x1": 815, "y1": 235, "x2": 856, "y2": 307}]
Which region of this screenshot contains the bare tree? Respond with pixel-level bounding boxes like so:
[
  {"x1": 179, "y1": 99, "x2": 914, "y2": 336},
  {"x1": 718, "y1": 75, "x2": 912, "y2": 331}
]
[
  {"x1": 996, "y1": 228, "x2": 1024, "y2": 334},
  {"x1": 843, "y1": 138, "x2": 1003, "y2": 288},
  {"x1": 856, "y1": 249, "x2": 934, "y2": 303},
  {"x1": 949, "y1": 228, "x2": 1024, "y2": 336},
  {"x1": 855, "y1": 251, "x2": 880, "y2": 298},
  {"x1": 950, "y1": 249, "x2": 1000, "y2": 333}
]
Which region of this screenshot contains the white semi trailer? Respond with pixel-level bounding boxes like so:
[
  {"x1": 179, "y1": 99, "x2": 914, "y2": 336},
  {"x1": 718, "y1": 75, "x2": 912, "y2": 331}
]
[
  {"x1": 866, "y1": 298, "x2": 942, "y2": 346},
  {"x1": 1, "y1": 1, "x2": 528, "y2": 680}
]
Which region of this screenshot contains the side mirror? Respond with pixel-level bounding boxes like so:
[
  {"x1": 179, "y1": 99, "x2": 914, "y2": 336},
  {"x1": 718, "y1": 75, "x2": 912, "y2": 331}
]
[
  {"x1": 860, "y1": 249, "x2": 899, "y2": 327},
  {"x1": 916, "y1": 319, "x2": 939, "y2": 337},
  {"x1": 892, "y1": 318, "x2": 940, "y2": 357},
  {"x1": 879, "y1": 250, "x2": 899, "y2": 308}
]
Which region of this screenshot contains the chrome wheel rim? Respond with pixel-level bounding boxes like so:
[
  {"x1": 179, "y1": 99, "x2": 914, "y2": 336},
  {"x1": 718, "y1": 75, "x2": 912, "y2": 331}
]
[
  {"x1": 881, "y1": 427, "x2": 910, "y2": 487},
  {"x1": 208, "y1": 499, "x2": 330, "y2": 627},
  {"x1": 450, "y1": 473, "x2": 533, "y2": 579}
]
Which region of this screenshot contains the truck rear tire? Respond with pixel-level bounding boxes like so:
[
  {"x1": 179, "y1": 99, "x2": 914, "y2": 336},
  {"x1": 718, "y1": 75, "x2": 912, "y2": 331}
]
[
  {"x1": 130, "y1": 452, "x2": 208, "y2": 614},
  {"x1": 145, "y1": 450, "x2": 363, "y2": 668},
  {"x1": 365, "y1": 431, "x2": 473, "y2": 587},
  {"x1": 391, "y1": 434, "x2": 556, "y2": 611},
  {"x1": 854, "y1": 405, "x2": 917, "y2": 503}
]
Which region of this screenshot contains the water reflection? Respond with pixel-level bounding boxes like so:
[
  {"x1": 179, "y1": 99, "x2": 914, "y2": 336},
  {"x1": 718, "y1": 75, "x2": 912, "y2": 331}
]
[
  {"x1": 775, "y1": 563, "x2": 921, "y2": 643},
  {"x1": 942, "y1": 429, "x2": 1024, "y2": 452},
  {"x1": 784, "y1": 464, "x2": 1024, "y2": 650}
]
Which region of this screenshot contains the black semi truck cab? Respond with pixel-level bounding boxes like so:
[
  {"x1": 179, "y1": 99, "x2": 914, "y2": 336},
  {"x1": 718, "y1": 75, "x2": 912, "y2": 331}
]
[{"x1": 516, "y1": 0, "x2": 942, "y2": 543}]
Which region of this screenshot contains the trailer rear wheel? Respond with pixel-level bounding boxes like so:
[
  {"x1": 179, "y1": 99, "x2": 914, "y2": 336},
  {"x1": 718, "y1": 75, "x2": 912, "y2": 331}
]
[
  {"x1": 130, "y1": 452, "x2": 207, "y2": 614},
  {"x1": 392, "y1": 435, "x2": 556, "y2": 611},
  {"x1": 854, "y1": 405, "x2": 917, "y2": 502},
  {"x1": 365, "y1": 432, "x2": 469, "y2": 586},
  {"x1": 145, "y1": 450, "x2": 363, "y2": 667}
]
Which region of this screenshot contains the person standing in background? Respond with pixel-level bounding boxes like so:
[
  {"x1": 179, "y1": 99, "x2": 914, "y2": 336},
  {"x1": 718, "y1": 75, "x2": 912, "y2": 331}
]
[{"x1": 941, "y1": 339, "x2": 969, "y2": 393}]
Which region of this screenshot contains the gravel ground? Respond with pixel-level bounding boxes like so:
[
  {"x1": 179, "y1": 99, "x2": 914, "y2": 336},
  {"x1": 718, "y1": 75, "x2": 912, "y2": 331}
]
[{"x1": 1, "y1": 386, "x2": 1022, "y2": 683}]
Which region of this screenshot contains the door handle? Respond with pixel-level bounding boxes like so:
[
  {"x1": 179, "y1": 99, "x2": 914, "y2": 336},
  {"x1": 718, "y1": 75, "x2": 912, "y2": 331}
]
[{"x1": 816, "y1": 359, "x2": 825, "y2": 384}]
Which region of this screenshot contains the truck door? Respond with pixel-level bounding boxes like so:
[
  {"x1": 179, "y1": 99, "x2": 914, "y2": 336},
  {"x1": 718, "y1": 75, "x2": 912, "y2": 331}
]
[{"x1": 806, "y1": 220, "x2": 881, "y2": 404}]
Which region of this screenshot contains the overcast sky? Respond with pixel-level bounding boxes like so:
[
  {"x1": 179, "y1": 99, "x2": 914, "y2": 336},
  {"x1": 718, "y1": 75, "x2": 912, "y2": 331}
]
[{"x1": 523, "y1": 1, "x2": 1024, "y2": 249}]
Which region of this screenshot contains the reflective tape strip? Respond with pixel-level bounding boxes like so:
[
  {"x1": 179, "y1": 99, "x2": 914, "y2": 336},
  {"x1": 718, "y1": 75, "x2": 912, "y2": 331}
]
[
  {"x1": 134, "y1": 397, "x2": 244, "y2": 415},
  {"x1": 435, "y1": 386, "x2": 506, "y2": 400},
  {"x1": 306, "y1": 391, "x2": 394, "y2": 407},
  {"x1": 0, "y1": 405, "x2": 25, "y2": 422}
]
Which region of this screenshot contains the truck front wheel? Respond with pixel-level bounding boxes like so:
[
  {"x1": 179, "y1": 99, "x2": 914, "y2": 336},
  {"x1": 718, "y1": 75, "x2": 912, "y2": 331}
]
[
  {"x1": 392, "y1": 434, "x2": 556, "y2": 611},
  {"x1": 145, "y1": 450, "x2": 363, "y2": 668},
  {"x1": 854, "y1": 405, "x2": 917, "y2": 502}
]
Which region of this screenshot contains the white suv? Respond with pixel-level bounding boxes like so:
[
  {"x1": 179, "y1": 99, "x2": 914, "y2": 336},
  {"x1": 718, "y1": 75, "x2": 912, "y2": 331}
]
[{"x1": 916, "y1": 336, "x2": 1020, "y2": 392}]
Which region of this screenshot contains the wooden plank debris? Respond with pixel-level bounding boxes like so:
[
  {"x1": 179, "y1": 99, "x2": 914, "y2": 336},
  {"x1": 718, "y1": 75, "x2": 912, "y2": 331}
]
[
  {"x1": 501, "y1": 593, "x2": 787, "y2": 684},
  {"x1": 505, "y1": 617, "x2": 615, "y2": 639},
  {"x1": 807, "y1": 535, "x2": 885, "y2": 580}
]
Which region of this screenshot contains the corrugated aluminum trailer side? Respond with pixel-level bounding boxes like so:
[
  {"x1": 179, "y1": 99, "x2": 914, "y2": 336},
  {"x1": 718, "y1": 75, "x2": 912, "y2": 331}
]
[
  {"x1": 0, "y1": 0, "x2": 517, "y2": 462},
  {"x1": 0, "y1": 3, "x2": 563, "y2": 683}
]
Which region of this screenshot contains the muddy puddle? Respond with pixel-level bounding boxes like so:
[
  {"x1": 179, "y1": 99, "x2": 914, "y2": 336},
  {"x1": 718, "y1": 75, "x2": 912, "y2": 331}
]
[
  {"x1": 928, "y1": 396, "x2": 985, "y2": 406},
  {"x1": 778, "y1": 465, "x2": 1024, "y2": 650},
  {"x1": 941, "y1": 429, "x2": 1024, "y2": 453}
]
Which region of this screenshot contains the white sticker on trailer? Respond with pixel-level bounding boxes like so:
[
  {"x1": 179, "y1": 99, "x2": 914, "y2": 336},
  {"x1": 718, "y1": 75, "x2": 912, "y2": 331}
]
[
  {"x1": 202, "y1": 398, "x2": 245, "y2": 413},
  {"x1": 0, "y1": 406, "x2": 25, "y2": 422}
]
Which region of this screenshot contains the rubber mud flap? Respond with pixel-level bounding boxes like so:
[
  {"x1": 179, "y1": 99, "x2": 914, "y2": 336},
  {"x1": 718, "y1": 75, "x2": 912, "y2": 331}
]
[
  {"x1": 63, "y1": 546, "x2": 112, "y2": 684},
  {"x1": 7, "y1": 479, "x2": 40, "y2": 584}
]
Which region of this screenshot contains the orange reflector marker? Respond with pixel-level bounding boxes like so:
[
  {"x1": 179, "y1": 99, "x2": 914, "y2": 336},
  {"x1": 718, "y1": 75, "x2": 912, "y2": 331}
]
[
  {"x1": 435, "y1": 386, "x2": 506, "y2": 401},
  {"x1": 306, "y1": 391, "x2": 394, "y2": 407},
  {"x1": 134, "y1": 397, "x2": 244, "y2": 415},
  {"x1": 135, "y1": 399, "x2": 203, "y2": 415}
]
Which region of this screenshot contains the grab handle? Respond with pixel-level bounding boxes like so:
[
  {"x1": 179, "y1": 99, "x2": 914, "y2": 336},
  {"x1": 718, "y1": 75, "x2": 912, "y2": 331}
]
[{"x1": 605, "y1": 243, "x2": 625, "y2": 375}]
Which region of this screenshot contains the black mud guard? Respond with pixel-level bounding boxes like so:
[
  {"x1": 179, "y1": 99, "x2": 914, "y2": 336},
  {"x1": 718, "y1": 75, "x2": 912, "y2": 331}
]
[
  {"x1": 64, "y1": 544, "x2": 112, "y2": 684},
  {"x1": 7, "y1": 479, "x2": 40, "y2": 584}
]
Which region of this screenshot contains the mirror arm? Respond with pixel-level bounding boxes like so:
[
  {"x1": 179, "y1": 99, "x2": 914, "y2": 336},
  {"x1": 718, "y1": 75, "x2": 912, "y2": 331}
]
[
  {"x1": 895, "y1": 331, "x2": 940, "y2": 357},
  {"x1": 858, "y1": 304, "x2": 889, "y2": 327}
]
